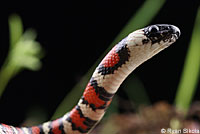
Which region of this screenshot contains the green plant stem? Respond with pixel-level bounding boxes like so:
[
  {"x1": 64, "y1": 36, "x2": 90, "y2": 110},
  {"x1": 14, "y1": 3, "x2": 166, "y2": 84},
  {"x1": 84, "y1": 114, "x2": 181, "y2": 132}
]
[
  {"x1": 0, "y1": 63, "x2": 19, "y2": 97},
  {"x1": 9, "y1": 14, "x2": 23, "y2": 48},
  {"x1": 122, "y1": 74, "x2": 150, "y2": 106},
  {"x1": 175, "y1": 7, "x2": 200, "y2": 113}
]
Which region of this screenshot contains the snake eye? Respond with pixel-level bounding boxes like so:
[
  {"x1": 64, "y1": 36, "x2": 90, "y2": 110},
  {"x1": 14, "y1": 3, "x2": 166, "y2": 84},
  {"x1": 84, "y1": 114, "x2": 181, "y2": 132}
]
[{"x1": 148, "y1": 25, "x2": 159, "y2": 33}]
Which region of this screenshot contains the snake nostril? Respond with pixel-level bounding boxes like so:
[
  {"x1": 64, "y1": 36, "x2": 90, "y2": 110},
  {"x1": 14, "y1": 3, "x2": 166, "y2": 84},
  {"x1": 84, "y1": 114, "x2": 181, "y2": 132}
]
[{"x1": 176, "y1": 31, "x2": 180, "y2": 38}]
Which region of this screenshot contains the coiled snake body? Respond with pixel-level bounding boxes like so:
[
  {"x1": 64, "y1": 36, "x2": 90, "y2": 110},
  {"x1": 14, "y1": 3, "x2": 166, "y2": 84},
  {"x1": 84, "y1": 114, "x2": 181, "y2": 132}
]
[{"x1": 0, "y1": 24, "x2": 180, "y2": 134}]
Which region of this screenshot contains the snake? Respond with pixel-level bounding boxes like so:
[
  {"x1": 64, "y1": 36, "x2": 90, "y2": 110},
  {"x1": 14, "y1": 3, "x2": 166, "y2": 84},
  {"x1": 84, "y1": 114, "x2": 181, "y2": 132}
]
[{"x1": 0, "y1": 24, "x2": 180, "y2": 134}]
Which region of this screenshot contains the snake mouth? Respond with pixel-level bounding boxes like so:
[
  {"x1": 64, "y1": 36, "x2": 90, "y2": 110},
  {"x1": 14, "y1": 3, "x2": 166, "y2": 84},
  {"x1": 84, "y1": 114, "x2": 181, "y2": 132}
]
[
  {"x1": 170, "y1": 33, "x2": 179, "y2": 43},
  {"x1": 144, "y1": 24, "x2": 181, "y2": 44},
  {"x1": 163, "y1": 32, "x2": 178, "y2": 43},
  {"x1": 165, "y1": 25, "x2": 180, "y2": 42}
]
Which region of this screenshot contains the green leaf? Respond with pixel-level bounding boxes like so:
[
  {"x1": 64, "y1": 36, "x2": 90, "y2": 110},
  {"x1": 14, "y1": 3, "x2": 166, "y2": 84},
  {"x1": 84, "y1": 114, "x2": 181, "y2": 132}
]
[
  {"x1": 122, "y1": 74, "x2": 150, "y2": 106},
  {"x1": 175, "y1": 7, "x2": 200, "y2": 113}
]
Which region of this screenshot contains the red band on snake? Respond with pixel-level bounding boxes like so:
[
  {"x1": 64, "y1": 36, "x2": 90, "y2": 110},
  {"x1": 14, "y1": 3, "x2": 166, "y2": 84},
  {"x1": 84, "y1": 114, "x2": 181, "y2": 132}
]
[{"x1": 0, "y1": 24, "x2": 180, "y2": 134}]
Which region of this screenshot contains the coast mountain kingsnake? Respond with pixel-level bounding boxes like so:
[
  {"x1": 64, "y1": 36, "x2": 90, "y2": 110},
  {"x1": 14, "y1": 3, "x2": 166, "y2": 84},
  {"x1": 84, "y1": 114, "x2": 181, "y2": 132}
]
[{"x1": 0, "y1": 24, "x2": 180, "y2": 134}]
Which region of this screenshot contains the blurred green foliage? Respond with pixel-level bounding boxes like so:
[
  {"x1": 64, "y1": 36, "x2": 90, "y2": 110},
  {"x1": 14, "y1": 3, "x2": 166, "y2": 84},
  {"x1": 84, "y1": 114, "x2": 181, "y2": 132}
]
[
  {"x1": 0, "y1": 14, "x2": 43, "y2": 98},
  {"x1": 175, "y1": 7, "x2": 200, "y2": 113}
]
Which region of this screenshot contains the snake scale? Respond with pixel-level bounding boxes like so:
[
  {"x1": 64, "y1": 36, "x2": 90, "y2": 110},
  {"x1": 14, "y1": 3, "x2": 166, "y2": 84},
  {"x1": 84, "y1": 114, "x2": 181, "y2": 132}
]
[{"x1": 0, "y1": 24, "x2": 180, "y2": 134}]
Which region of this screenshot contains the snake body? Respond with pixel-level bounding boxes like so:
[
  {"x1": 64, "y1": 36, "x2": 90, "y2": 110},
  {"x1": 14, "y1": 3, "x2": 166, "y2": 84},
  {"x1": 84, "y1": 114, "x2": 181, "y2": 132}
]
[{"x1": 0, "y1": 24, "x2": 180, "y2": 134}]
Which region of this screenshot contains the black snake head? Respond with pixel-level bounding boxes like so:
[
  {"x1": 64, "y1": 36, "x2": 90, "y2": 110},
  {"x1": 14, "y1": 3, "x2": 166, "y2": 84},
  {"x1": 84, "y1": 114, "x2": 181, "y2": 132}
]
[{"x1": 143, "y1": 24, "x2": 181, "y2": 45}]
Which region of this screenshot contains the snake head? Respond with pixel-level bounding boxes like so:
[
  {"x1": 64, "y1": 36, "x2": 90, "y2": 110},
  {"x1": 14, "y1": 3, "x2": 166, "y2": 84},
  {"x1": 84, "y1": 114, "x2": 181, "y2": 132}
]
[
  {"x1": 143, "y1": 24, "x2": 181, "y2": 45},
  {"x1": 125, "y1": 24, "x2": 180, "y2": 65}
]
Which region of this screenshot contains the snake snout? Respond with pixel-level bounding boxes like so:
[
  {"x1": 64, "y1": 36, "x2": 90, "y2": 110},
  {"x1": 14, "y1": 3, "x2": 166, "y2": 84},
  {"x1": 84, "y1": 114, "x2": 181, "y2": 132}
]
[
  {"x1": 144, "y1": 24, "x2": 181, "y2": 44},
  {"x1": 170, "y1": 25, "x2": 181, "y2": 39}
]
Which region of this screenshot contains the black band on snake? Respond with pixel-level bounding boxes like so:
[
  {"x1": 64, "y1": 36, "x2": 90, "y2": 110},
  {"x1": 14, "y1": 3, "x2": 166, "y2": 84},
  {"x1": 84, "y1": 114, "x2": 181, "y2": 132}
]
[{"x1": 0, "y1": 24, "x2": 180, "y2": 134}]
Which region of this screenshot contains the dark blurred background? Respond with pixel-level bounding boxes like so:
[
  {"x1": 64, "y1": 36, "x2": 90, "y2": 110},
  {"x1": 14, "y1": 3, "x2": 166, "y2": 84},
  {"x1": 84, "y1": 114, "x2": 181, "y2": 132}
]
[{"x1": 0, "y1": 0, "x2": 200, "y2": 126}]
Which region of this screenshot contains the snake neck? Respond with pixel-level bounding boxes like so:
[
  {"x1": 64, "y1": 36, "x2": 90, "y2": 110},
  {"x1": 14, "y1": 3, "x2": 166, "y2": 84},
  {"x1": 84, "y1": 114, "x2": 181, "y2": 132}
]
[
  {"x1": 63, "y1": 36, "x2": 144, "y2": 134},
  {"x1": 63, "y1": 30, "x2": 169, "y2": 134}
]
